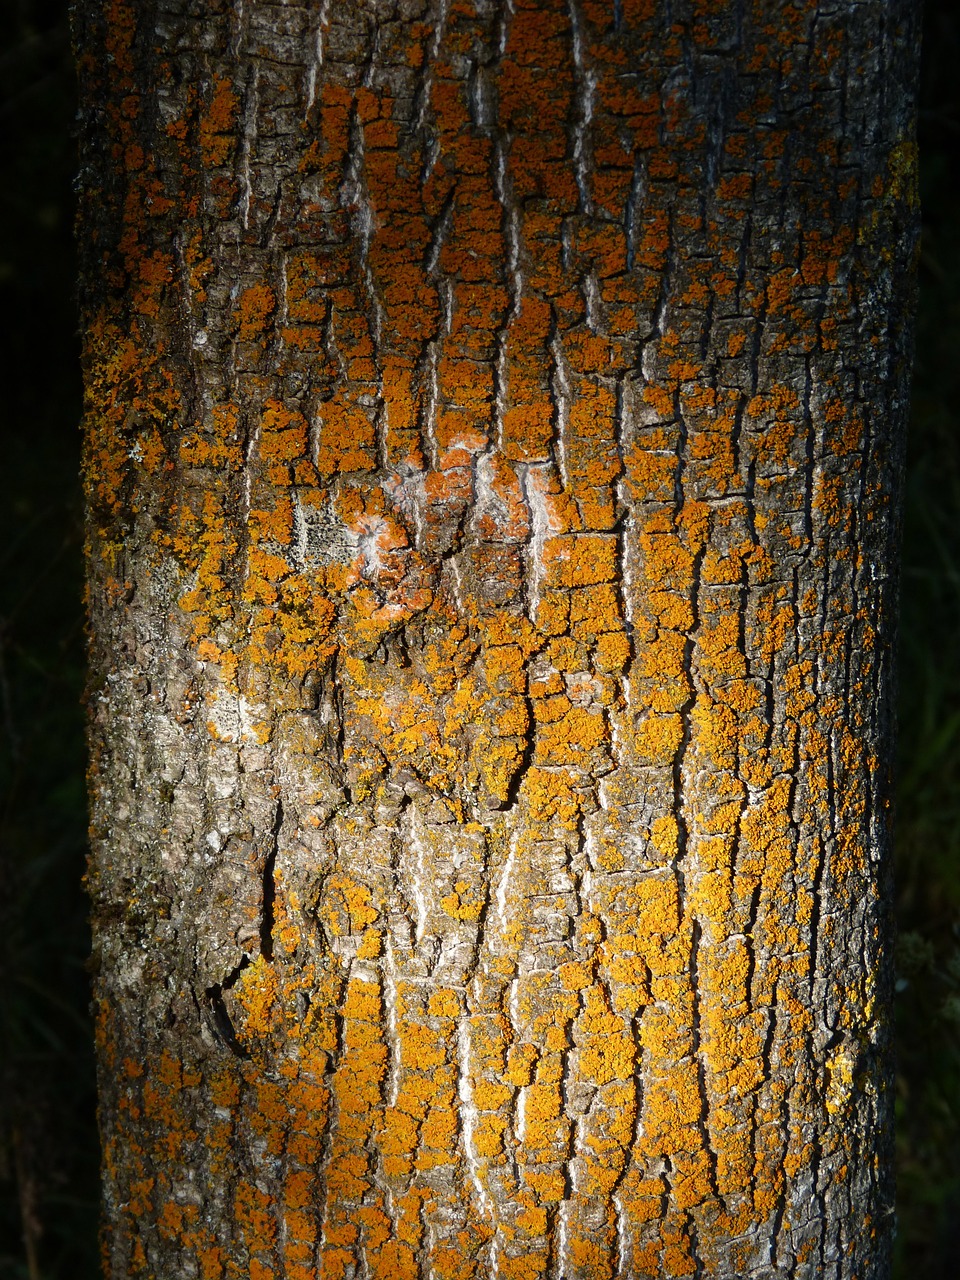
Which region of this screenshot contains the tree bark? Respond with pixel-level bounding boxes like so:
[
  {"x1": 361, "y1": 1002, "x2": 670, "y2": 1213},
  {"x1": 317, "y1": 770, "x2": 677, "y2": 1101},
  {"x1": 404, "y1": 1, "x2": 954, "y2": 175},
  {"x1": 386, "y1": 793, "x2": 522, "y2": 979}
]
[{"x1": 75, "y1": 1, "x2": 919, "y2": 1276}]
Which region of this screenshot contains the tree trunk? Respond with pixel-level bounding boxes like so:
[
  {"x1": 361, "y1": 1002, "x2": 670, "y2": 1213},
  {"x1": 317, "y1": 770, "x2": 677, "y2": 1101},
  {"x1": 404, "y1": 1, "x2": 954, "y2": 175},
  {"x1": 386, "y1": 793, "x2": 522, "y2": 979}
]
[{"x1": 75, "y1": 1, "x2": 919, "y2": 1276}]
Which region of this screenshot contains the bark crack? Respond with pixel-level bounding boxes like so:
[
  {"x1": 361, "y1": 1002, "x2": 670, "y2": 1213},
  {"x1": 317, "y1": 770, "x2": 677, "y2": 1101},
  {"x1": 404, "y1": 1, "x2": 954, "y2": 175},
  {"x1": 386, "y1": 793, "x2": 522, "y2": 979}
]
[{"x1": 260, "y1": 799, "x2": 282, "y2": 963}]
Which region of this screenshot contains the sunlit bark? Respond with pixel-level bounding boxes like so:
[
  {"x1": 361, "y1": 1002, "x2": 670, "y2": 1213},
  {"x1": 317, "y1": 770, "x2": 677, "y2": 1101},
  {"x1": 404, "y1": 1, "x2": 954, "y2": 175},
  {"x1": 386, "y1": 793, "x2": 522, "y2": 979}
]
[{"x1": 77, "y1": 0, "x2": 919, "y2": 1275}]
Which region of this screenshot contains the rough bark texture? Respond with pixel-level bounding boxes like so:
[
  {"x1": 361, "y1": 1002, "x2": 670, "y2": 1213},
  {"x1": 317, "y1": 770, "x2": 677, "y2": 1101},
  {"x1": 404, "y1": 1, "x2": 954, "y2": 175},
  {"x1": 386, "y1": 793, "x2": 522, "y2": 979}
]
[{"x1": 76, "y1": 1, "x2": 919, "y2": 1276}]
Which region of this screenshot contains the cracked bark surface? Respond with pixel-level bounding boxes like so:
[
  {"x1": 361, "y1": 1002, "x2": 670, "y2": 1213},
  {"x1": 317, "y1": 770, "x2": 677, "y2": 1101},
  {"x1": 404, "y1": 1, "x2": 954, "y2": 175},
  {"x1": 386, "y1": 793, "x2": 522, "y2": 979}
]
[{"x1": 76, "y1": 0, "x2": 919, "y2": 1276}]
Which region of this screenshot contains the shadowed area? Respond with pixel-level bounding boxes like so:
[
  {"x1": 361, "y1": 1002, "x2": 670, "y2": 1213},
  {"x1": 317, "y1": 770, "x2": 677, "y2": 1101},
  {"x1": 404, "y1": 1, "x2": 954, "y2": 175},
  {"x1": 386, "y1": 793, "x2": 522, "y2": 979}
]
[{"x1": 0, "y1": 1, "x2": 97, "y2": 1277}]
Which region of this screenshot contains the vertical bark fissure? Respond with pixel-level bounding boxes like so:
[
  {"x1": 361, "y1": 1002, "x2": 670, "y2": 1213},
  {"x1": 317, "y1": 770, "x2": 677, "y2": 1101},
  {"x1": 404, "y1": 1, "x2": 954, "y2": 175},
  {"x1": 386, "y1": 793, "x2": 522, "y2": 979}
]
[{"x1": 259, "y1": 798, "x2": 281, "y2": 962}]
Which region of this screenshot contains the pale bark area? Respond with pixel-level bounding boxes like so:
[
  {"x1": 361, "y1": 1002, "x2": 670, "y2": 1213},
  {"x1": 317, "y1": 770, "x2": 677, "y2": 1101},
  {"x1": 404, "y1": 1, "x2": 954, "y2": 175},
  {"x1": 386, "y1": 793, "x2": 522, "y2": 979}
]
[{"x1": 76, "y1": 1, "x2": 919, "y2": 1277}]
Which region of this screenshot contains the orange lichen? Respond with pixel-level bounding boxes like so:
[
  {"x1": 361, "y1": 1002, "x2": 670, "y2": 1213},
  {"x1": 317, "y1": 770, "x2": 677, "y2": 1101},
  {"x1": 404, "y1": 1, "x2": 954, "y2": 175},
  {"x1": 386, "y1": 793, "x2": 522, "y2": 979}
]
[
  {"x1": 234, "y1": 284, "x2": 277, "y2": 342},
  {"x1": 83, "y1": 0, "x2": 897, "y2": 1271},
  {"x1": 198, "y1": 77, "x2": 240, "y2": 168}
]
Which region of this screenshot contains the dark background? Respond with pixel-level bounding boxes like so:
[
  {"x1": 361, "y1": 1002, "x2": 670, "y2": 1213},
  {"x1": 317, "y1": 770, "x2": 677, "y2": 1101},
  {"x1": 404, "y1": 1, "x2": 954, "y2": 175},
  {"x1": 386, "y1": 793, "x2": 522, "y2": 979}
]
[{"x1": 0, "y1": 1, "x2": 957, "y2": 1275}]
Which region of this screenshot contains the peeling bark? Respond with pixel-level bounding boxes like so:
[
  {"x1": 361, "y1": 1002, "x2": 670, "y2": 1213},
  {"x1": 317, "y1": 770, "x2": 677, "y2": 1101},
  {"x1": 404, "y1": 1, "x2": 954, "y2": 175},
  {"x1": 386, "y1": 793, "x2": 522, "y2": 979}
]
[{"x1": 76, "y1": 1, "x2": 919, "y2": 1276}]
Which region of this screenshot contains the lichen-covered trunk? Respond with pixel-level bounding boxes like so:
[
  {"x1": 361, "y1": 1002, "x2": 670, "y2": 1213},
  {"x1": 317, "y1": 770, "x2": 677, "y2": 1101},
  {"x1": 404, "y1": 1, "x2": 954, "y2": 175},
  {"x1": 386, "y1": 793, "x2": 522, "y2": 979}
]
[{"x1": 76, "y1": 0, "x2": 918, "y2": 1276}]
